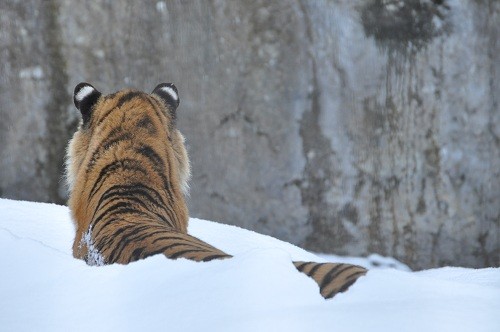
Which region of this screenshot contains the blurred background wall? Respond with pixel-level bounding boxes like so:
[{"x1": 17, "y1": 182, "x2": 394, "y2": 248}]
[{"x1": 0, "y1": 0, "x2": 498, "y2": 269}]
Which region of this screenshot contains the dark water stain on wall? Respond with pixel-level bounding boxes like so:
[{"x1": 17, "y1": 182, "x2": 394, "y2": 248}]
[
  {"x1": 300, "y1": 61, "x2": 352, "y2": 253},
  {"x1": 360, "y1": 0, "x2": 452, "y2": 54}
]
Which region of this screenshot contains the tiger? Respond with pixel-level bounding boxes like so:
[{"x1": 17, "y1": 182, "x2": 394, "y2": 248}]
[{"x1": 65, "y1": 82, "x2": 367, "y2": 299}]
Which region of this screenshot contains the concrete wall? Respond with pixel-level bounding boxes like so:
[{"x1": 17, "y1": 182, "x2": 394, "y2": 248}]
[{"x1": 0, "y1": 0, "x2": 498, "y2": 269}]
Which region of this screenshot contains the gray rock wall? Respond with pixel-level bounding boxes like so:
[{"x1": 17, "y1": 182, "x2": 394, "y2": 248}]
[{"x1": 0, "y1": 0, "x2": 498, "y2": 269}]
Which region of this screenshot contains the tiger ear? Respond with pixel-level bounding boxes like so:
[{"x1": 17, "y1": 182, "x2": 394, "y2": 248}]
[
  {"x1": 73, "y1": 82, "x2": 101, "y2": 124},
  {"x1": 152, "y1": 83, "x2": 180, "y2": 118}
]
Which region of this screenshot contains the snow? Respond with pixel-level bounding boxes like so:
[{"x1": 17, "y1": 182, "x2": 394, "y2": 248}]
[{"x1": 0, "y1": 198, "x2": 499, "y2": 332}]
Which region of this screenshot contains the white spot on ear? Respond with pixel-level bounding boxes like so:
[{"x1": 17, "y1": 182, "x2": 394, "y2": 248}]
[
  {"x1": 75, "y1": 85, "x2": 95, "y2": 102},
  {"x1": 160, "y1": 86, "x2": 178, "y2": 101}
]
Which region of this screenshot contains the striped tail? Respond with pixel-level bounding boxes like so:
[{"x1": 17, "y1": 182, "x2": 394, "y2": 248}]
[
  {"x1": 129, "y1": 231, "x2": 232, "y2": 263},
  {"x1": 294, "y1": 261, "x2": 367, "y2": 299},
  {"x1": 91, "y1": 225, "x2": 231, "y2": 264}
]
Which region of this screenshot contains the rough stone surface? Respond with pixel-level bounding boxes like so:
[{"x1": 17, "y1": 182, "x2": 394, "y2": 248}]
[{"x1": 0, "y1": 0, "x2": 498, "y2": 269}]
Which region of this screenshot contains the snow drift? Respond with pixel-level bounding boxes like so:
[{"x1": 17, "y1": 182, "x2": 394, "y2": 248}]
[{"x1": 0, "y1": 198, "x2": 499, "y2": 331}]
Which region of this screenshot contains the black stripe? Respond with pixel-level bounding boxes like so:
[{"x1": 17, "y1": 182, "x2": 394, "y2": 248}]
[
  {"x1": 97, "y1": 106, "x2": 120, "y2": 126},
  {"x1": 106, "y1": 225, "x2": 161, "y2": 262},
  {"x1": 150, "y1": 234, "x2": 221, "y2": 253},
  {"x1": 97, "y1": 91, "x2": 134, "y2": 127},
  {"x1": 113, "y1": 184, "x2": 167, "y2": 207},
  {"x1": 144, "y1": 242, "x2": 195, "y2": 258},
  {"x1": 319, "y1": 265, "x2": 353, "y2": 291},
  {"x1": 125, "y1": 227, "x2": 170, "y2": 244},
  {"x1": 306, "y1": 263, "x2": 324, "y2": 277},
  {"x1": 91, "y1": 193, "x2": 172, "y2": 237},
  {"x1": 97, "y1": 207, "x2": 148, "y2": 227},
  {"x1": 325, "y1": 278, "x2": 356, "y2": 299},
  {"x1": 161, "y1": 147, "x2": 177, "y2": 205},
  {"x1": 93, "y1": 183, "x2": 175, "y2": 226},
  {"x1": 202, "y1": 254, "x2": 231, "y2": 262},
  {"x1": 92, "y1": 200, "x2": 130, "y2": 225},
  {"x1": 87, "y1": 127, "x2": 122, "y2": 167},
  {"x1": 94, "y1": 222, "x2": 138, "y2": 252},
  {"x1": 342, "y1": 270, "x2": 366, "y2": 285},
  {"x1": 134, "y1": 144, "x2": 176, "y2": 204},
  {"x1": 88, "y1": 92, "x2": 163, "y2": 176},
  {"x1": 131, "y1": 247, "x2": 145, "y2": 262},
  {"x1": 168, "y1": 249, "x2": 206, "y2": 259},
  {"x1": 102, "y1": 132, "x2": 132, "y2": 151},
  {"x1": 151, "y1": 235, "x2": 191, "y2": 245},
  {"x1": 146, "y1": 95, "x2": 167, "y2": 127},
  {"x1": 116, "y1": 91, "x2": 143, "y2": 109},
  {"x1": 327, "y1": 270, "x2": 365, "y2": 297},
  {"x1": 135, "y1": 145, "x2": 164, "y2": 170},
  {"x1": 93, "y1": 201, "x2": 134, "y2": 223},
  {"x1": 135, "y1": 145, "x2": 170, "y2": 190},
  {"x1": 156, "y1": 242, "x2": 191, "y2": 252},
  {"x1": 336, "y1": 278, "x2": 357, "y2": 294},
  {"x1": 104, "y1": 184, "x2": 175, "y2": 228},
  {"x1": 102, "y1": 192, "x2": 168, "y2": 224},
  {"x1": 87, "y1": 141, "x2": 175, "y2": 211},
  {"x1": 91, "y1": 205, "x2": 150, "y2": 234},
  {"x1": 89, "y1": 99, "x2": 142, "y2": 174},
  {"x1": 294, "y1": 262, "x2": 310, "y2": 272},
  {"x1": 118, "y1": 187, "x2": 176, "y2": 227},
  {"x1": 85, "y1": 148, "x2": 102, "y2": 173},
  {"x1": 103, "y1": 92, "x2": 118, "y2": 101},
  {"x1": 84, "y1": 128, "x2": 133, "y2": 175},
  {"x1": 137, "y1": 115, "x2": 157, "y2": 134},
  {"x1": 318, "y1": 264, "x2": 344, "y2": 290},
  {"x1": 97, "y1": 92, "x2": 149, "y2": 128},
  {"x1": 91, "y1": 187, "x2": 130, "y2": 221},
  {"x1": 89, "y1": 159, "x2": 148, "y2": 198},
  {"x1": 179, "y1": 235, "x2": 226, "y2": 251}
]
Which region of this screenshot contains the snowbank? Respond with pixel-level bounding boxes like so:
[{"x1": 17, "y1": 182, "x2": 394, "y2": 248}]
[{"x1": 0, "y1": 198, "x2": 499, "y2": 331}]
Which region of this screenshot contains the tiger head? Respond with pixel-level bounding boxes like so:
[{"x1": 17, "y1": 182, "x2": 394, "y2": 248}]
[{"x1": 65, "y1": 83, "x2": 191, "y2": 199}]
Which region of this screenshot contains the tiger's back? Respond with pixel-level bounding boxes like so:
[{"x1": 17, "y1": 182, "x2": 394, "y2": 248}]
[
  {"x1": 66, "y1": 82, "x2": 366, "y2": 298},
  {"x1": 67, "y1": 83, "x2": 228, "y2": 264}
]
